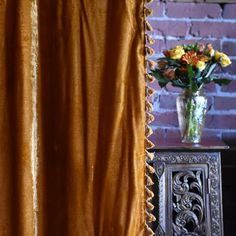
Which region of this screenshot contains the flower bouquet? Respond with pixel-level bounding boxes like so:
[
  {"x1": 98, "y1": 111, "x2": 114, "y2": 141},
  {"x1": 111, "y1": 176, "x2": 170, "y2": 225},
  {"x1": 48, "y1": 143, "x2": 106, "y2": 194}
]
[{"x1": 150, "y1": 43, "x2": 232, "y2": 143}]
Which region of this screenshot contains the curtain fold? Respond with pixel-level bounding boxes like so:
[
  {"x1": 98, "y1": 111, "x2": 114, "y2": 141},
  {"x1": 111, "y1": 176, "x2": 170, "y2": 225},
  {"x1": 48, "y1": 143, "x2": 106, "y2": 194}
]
[
  {"x1": 0, "y1": 1, "x2": 35, "y2": 235},
  {"x1": 0, "y1": 0, "x2": 146, "y2": 235}
]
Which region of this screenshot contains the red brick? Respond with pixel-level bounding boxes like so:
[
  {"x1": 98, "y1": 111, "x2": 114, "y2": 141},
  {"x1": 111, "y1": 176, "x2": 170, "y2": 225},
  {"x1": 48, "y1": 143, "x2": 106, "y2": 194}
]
[
  {"x1": 151, "y1": 128, "x2": 183, "y2": 140},
  {"x1": 223, "y1": 4, "x2": 236, "y2": 19},
  {"x1": 166, "y1": 39, "x2": 221, "y2": 51},
  {"x1": 190, "y1": 22, "x2": 236, "y2": 38},
  {"x1": 203, "y1": 83, "x2": 217, "y2": 93},
  {"x1": 152, "y1": 39, "x2": 165, "y2": 54},
  {"x1": 166, "y1": 40, "x2": 197, "y2": 50},
  {"x1": 166, "y1": 3, "x2": 221, "y2": 19},
  {"x1": 165, "y1": 84, "x2": 182, "y2": 93},
  {"x1": 153, "y1": 111, "x2": 178, "y2": 127},
  {"x1": 205, "y1": 115, "x2": 236, "y2": 129},
  {"x1": 152, "y1": 93, "x2": 159, "y2": 110},
  {"x1": 165, "y1": 128, "x2": 181, "y2": 139},
  {"x1": 148, "y1": 1, "x2": 165, "y2": 18},
  {"x1": 214, "y1": 96, "x2": 236, "y2": 110},
  {"x1": 222, "y1": 132, "x2": 236, "y2": 144},
  {"x1": 150, "y1": 82, "x2": 182, "y2": 93},
  {"x1": 202, "y1": 129, "x2": 220, "y2": 138},
  {"x1": 222, "y1": 41, "x2": 236, "y2": 57},
  {"x1": 149, "y1": 127, "x2": 166, "y2": 143},
  {"x1": 151, "y1": 20, "x2": 189, "y2": 37},
  {"x1": 221, "y1": 80, "x2": 236, "y2": 93},
  {"x1": 226, "y1": 60, "x2": 236, "y2": 75},
  {"x1": 159, "y1": 94, "x2": 177, "y2": 109},
  {"x1": 206, "y1": 96, "x2": 213, "y2": 111},
  {"x1": 150, "y1": 80, "x2": 161, "y2": 91}
]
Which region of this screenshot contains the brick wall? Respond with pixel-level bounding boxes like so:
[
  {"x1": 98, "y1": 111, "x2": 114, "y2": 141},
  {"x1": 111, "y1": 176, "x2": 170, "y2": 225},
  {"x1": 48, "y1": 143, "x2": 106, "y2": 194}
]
[{"x1": 148, "y1": 1, "x2": 236, "y2": 142}]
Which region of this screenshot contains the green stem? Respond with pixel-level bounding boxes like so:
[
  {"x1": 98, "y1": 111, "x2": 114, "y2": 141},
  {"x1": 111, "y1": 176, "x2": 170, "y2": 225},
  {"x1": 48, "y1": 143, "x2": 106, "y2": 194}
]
[{"x1": 184, "y1": 96, "x2": 197, "y2": 142}]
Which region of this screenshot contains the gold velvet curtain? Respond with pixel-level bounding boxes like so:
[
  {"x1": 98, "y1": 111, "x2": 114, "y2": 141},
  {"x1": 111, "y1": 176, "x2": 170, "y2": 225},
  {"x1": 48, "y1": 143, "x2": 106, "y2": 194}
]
[{"x1": 0, "y1": 0, "x2": 146, "y2": 235}]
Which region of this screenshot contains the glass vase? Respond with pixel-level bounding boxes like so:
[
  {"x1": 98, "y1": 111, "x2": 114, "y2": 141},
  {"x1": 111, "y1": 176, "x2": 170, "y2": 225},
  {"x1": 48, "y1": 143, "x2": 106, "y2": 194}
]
[{"x1": 176, "y1": 89, "x2": 207, "y2": 144}]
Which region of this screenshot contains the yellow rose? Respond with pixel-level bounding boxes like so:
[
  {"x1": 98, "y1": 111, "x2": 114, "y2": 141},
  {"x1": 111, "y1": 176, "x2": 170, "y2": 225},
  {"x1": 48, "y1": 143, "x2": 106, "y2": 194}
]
[
  {"x1": 206, "y1": 44, "x2": 215, "y2": 56},
  {"x1": 209, "y1": 49, "x2": 215, "y2": 57},
  {"x1": 196, "y1": 61, "x2": 206, "y2": 71},
  {"x1": 215, "y1": 51, "x2": 232, "y2": 67},
  {"x1": 169, "y1": 46, "x2": 185, "y2": 60}
]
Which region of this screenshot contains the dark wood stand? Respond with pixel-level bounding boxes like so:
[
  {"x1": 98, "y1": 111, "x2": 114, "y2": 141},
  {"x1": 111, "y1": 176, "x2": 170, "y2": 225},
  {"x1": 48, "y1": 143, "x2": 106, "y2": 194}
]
[{"x1": 148, "y1": 139, "x2": 229, "y2": 236}]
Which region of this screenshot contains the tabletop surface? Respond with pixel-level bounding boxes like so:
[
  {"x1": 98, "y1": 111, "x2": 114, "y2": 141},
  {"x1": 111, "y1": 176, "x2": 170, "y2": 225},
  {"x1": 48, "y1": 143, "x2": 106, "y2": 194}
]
[{"x1": 150, "y1": 138, "x2": 229, "y2": 151}]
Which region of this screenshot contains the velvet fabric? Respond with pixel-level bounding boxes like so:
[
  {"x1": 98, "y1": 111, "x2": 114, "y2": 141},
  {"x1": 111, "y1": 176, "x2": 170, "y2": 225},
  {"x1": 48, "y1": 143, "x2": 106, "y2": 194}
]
[{"x1": 0, "y1": 0, "x2": 146, "y2": 235}]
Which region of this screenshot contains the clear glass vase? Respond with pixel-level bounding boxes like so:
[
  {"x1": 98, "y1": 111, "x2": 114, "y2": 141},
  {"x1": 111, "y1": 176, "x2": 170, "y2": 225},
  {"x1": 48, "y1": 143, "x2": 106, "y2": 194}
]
[{"x1": 176, "y1": 89, "x2": 207, "y2": 144}]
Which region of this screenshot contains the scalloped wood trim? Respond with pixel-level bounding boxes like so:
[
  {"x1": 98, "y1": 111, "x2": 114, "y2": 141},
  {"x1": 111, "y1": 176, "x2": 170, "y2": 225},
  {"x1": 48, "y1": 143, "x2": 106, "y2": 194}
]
[
  {"x1": 146, "y1": 59, "x2": 156, "y2": 70},
  {"x1": 145, "y1": 20, "x2": 153, "y2": 31},
  {"x1": 145, "y1": 150, "x2": 154, "y2": 161},
  {"x1": 145, "y1": 186, "x2": 155, "y2": 201},
  {"x1": 145, "y1": 46, "x2": 155, "y2": 56},
  {"x1": 145, "y1": 100, "x2": 153, "y2": 113},
  {"x1": 146, "y1": 112, "x2": 155, "y2": 124},
  {"x1": 145, "y1": 34, "x2": 155, "y2": 45},
  {"x1": 146, "y1": 173, "x2": 154, "y2": 186},
  {"x1": 145, "y1": 223, "x2": 155, "y2": 236},
  {"x1": 145, "y1": 125, "x2": 153, "y2": 138},
  {"x1": 146, "y1": 200, "x2": 155, "y2": 211},
  {"x1": 146, "y1": 86, "x2": 155, "y2": 97},
  {"x1": 144, "y1": 0, "x2": 156, "y2": 233},
  {"x1": 145, "y1": 73, "x2": 156, "y2": 83},
  {"x1": 146, "y1": 163, "x2": 155, "y2": 174},
  {"x1": 144, "y1": 6, "x2": 153, "y2": 17},
  {"x1": 146, "y1": 211, "x2": 156, "y2": 222},
  {"x1": 145, "y1": 138, "x2": 155, "y2": 149}
]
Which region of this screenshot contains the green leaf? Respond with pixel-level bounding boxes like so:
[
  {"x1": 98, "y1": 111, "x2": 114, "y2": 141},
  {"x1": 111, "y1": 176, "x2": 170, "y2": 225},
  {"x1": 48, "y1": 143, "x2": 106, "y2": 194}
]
[
  {"x1": 151, "y1": 70, "x2": 166, "y2": 81},
  {"x1": 171, "y1": 79, "x2": 186, "y2": 88},
  {"x1": 192, "y1": 80, "x2": 199, "y2": 92},
  {"x1": 187, "y1": 64, "x2": 194, "y2": 80},
  {"x1": 193, "y1": 42, "x2": 199, "y2": 52},
  {"x1": 205, "y1": 63, "x2": 217, "y2": 78},
  {"x1": 158, "y1": 58, "x2": 181, "y2": 67},
  {"x1": 213, "y1": 78, "x2": 231, "y2": 86},
  {"x1": 202, "y1": 77, "x2": 214, "y2": 84},
  {"x1": 150, "y1": 69, "x2": 160, "y2": 78},
  {"x1": 159, "y1": 81, "x2": 169, "y2": 88},
  {"x1": 186, "y1": 65, "x2": 199, "y2": 91},
  {"x1": 196, "y1": 69, "x2": 202, "y2": 80},
  {"x1": 183, "y1": 44, "x2": 195, "y2": 51},
  {"x1": 150, "y1": 69, "x2": 169, "y2": 88}
]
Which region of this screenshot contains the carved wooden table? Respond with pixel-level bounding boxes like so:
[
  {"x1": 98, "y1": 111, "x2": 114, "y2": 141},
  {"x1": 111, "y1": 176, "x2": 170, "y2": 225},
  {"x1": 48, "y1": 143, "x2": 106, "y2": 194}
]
[{"x1": 148, "y1": 139, "x2": 229, "y2": 236}]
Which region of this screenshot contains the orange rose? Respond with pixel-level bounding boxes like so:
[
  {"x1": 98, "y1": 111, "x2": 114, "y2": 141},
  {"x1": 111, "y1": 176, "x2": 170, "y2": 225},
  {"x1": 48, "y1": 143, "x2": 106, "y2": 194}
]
[
  {"x1": 181, "y1": 51, "x2": 199, "y2": 66},
  {"x1": 163, "y1": 50, "x2": 171, "y2": 58},
  {"x1": 207, "y1": 43, "x2": 213, "y2": 51},
  {"x1": 157, "y1": 60, "x2": 167, "y2": 69},
  {"x1": 198, "y1": 43, "x2": 205, "y2": 52},
  {"x1": 163, "y1": 68, "x2": 176, "y2": 80},
  {"x1": 198, "y1": 55, "x2": 209, "y2": 62},
  {"x1": 147, "y1": 60, "x2": 157, "y2": 70}
]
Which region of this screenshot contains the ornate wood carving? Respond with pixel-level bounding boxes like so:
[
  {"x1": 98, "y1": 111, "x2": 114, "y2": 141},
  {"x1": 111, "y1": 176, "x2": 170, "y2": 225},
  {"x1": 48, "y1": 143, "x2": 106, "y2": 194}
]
[
  {"x1": 172, "y1": 170, "x2": 205, "y2": 235},
  {"x1": 149, "y1": 152, "x2": 223, "y2": 236}
]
